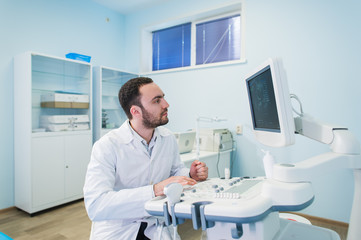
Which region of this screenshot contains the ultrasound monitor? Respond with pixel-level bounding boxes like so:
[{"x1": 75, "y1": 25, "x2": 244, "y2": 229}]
[{"x1": 245, "y1": 58, "x2": 295, "y2": 147}]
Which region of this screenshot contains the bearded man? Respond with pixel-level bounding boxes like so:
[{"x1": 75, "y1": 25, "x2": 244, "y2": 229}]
[{"x1": 83, "y1": 77, "x2": 208, "y2": 239}]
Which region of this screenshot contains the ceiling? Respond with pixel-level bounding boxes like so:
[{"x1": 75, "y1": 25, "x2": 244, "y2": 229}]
[{"x1": 92, "y1": 0, "x2": 171, "y2": 14}]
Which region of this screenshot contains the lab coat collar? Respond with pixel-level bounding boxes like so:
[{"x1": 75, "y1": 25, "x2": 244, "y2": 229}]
[
  {"x1": 119, "y1": 120, "x2": 172, "y2": 145},
  {"x1": 127, "y1": 121, "x2": 157, "y2": 145}
]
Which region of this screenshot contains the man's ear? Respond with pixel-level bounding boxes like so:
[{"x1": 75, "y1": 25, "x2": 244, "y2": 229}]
[{"x1": 130, "y1": 105, "x2": 142, "y2": 118}]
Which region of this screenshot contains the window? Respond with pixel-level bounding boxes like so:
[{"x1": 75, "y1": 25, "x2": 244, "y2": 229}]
[
  {"x1": 196, "y1": 14, "x2": 241, "y2": 65},
  {"x1": 150, "y1": 14, "x2": 242, "y2": 71},
  {"x1": 141, "y1": 3, "x2": 244, "y2": 73},
  {"x1": 152, "y1": 23, "x2": 191, "y2": 71}
]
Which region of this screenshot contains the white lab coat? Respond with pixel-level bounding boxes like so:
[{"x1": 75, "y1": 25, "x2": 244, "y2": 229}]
[{"x1": 83, "y1": 120, "x2": 189, "y2": 239}]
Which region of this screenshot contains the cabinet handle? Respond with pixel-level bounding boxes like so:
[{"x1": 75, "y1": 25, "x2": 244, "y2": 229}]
[{"x1": 66, "y1": 165, "x2": 69, "y2": 168}]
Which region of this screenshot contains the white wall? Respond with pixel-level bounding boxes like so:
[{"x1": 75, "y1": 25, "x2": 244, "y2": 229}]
[
  {"x1": 0, "y1": 0, "x2": 125, "y2": 210},
  {"x1": 122, "y1": 0, "x2": 361, "y2": 223}
]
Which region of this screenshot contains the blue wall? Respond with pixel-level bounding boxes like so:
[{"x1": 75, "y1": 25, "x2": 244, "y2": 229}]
[
  {"x1": 1, "y1": 0, "x2": 360, "y2": 224},
  {"x1": 122, "y1": 0, "x2": 361, "y2": 223},
  {"x1": 0, "y1": 0, "x2": 124, "y2": 209}
]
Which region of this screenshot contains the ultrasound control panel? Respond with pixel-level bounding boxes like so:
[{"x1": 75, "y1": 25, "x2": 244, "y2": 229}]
[
  {"x1": 181, "y1": 177, "x2": 263, "y2": 200},
  {"x1": 145, "y1": 176, "x2": 314, "y2": 235}
]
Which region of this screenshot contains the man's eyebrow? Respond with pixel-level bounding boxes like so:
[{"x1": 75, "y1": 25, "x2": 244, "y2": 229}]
[{"x1": 151, "y1": 94, "x2": 165, "y2": 101}]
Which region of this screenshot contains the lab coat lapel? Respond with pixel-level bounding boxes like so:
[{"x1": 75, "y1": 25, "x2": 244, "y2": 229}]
[{"x1": 150, "y1": 128, "x2": 162, "y2": 162}]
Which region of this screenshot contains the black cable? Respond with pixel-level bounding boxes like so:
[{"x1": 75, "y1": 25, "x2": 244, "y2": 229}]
[{"x1": 229, "y1": 132, "x2": 236, "y2": 178}]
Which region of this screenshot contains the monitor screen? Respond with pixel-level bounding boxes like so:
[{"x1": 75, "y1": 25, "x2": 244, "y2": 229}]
[
  {"x1": 247, "y1": 66, "x2": 280, "y2": 132},
  {"x1": 245, "y1": 58, "x2": 295, "y2": 147}
]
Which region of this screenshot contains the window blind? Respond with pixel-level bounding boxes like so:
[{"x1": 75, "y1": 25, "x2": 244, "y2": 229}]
[
  {"x1": 152, "y1": 23, "x2": 191, "y2": 71},
  {"x1": 196, "y1": 15, "x2": 241, "y2": 65}
]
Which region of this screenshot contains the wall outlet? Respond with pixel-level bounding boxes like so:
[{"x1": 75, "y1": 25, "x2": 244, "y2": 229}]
[{"x1": 236, "y1": 125, "x2": 243, "y2": 135}]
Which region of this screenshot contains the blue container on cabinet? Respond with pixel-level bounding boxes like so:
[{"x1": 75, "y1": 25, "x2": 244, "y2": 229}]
[{"x1": 65, "y1": 53, "x2": 91, "y2": 63}]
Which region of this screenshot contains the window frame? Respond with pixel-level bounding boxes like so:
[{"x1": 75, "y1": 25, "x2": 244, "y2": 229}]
[{"x1": 140, "y1": 2, "x2": 245, "y2": 74}]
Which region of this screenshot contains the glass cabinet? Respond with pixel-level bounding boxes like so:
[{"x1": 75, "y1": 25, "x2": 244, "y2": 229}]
[
  {"x1": 93, "y1": 66, "x2": 138, "y2": 142},
  {"x1": 14, "y1": 52, "x2": 92, "y2": 214},
  {"x1": 30, "y1": 54, "x2": 92, "y2": 133}
]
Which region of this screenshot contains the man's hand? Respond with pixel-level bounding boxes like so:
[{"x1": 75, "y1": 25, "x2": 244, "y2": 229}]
[
  {"x1": 153, "y1": 176, "x2": 196, "y2": 197},
  {"x1": 190, "y1": 160, "x2": 208, "y2": 181}
]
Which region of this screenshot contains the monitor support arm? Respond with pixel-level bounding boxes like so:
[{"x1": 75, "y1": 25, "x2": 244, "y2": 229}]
[
  {"x1": 273, "y1": 114, "x2": 361, "y2": 182},
  {"x1": 272, "y1": 114, "x2": 361, "y2": 240}
]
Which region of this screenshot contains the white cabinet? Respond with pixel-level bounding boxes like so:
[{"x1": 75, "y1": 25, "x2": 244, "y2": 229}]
[
  {"x1": 14, "y1": 52, "x2": 92, "y2": 214},
  {"x1": 32, "y1": 136, "x2": 64, "y2": 207},
  {"x1": 93, "y1": 66, "x2": 138, "y2": 142},
  {"x1": 64, "y1": 134, "x2": 92, "y2": 198}
]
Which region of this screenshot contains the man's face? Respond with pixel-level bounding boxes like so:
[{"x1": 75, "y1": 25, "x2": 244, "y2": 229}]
[{"x1": 139, "y1": 83, "x2": 169, "y2": 129}]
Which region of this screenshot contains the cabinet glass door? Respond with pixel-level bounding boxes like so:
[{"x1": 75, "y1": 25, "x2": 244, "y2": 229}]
[
  {"x1": 31, "y1": 54, "x2": 91, "y2": 133},
  {"x1": 100, "y1": 68, "x2": 137, "y2": 134}
]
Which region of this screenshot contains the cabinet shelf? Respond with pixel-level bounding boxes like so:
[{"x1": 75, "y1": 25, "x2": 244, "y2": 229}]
[
  {"x1": 32, "y1": 129, "x2": 92, "y2": 137},
  {"x1": 102, "y1": 94, "x2": 118, "y2": 98},
  {"x1": 32, "y1": 88, "x2": 88, "y2": 94},
  {"x1": 40, "y1": 102, "x2": 89, "y2": 109},
  {"x1": 101, "y1": 69, "x2": 137, "y2": 84},
  {"x1": 32, "y1": 70, "x2": 90, "y2": 80},
  {"x1": 102, "y1": 108, "x2": 121, "y2": 110}
]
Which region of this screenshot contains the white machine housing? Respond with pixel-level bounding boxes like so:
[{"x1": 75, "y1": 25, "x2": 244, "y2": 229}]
[
  {"x1": 145, "y1": 177, "x2": 340, "y2": 240},
  {"x1": 197, "y1": 128, "x2": 233, "y2": 152},
  {"x1": 174, "y1": 131, "x2": 196, "y2": 154},
  {"x1": 245, "y1": 58, "x2": 361, "y2": 240},
  {"x1": 272, "y1": 115, "x2": 361, "y2": 240},
  {"x1": 40, "y1": 114, "x2": 90, "y2": 132}
]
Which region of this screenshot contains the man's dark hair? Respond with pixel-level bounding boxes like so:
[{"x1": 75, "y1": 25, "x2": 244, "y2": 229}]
[{"x1": 118, "y1": 77, "x2": 154, "y2": 119}]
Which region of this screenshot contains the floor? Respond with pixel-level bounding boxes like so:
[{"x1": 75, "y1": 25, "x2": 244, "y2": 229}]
[
  {"x1": 0, "y1": 200, "x2": 90, "y2": 240},
  {"x1": 0, "y1": 200, "x2": 347, "y2": 240}
]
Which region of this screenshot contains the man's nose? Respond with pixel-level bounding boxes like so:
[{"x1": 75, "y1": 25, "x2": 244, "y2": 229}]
[{"x1": 162, "y1": 99, "x2": 169, "y2": 108}]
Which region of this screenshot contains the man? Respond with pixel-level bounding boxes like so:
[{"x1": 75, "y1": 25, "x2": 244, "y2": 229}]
[{"x1": 84, "y1": 77, "x2": 208, "y2": 239}]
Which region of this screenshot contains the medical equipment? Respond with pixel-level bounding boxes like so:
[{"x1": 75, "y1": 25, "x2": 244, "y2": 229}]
[
  {"x1": 164, "y1": 183, "x2": 184, "y2": 240},
  {"x1": 180, "y1": 150, "x2": 232, "y2": 178},
  {"x1": 174, "y1": 131, "x2": 196, "y2": 154},
  {"x1": 262, "y1": 150, "x2": 275, "y2": 179},
  {"x1": 145, "y1": 177, "x2": 340, "y2": 240},
  {"x1": 197, "y1": 128, "x2": 233, "y2": 152},
  {"x1": 145, "y1": 58, "x2": 360, "y2": 239},
  {"x1": 245, "y1": 58, "x2": 295, "y2": 147},
  {"x1": 40, "y1": 114, "x2": 90, "y2": 131},
  {"x1": 195, "y1": 116, "x2": 227, "y2": 159},
  {"x1": 246, "y1": 58, "x2": 360, "y2": 240},
  {"x1": 164, "y1": 183, "x2": 183, "y2": 207}
]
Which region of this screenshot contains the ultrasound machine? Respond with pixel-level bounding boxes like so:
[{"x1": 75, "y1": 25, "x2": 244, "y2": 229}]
[{"x1": 145, "y1": 58, "x2": 361, "y2": 240}]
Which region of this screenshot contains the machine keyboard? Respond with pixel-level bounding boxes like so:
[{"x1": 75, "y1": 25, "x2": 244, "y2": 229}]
[{"x1": 182, "y1": 177, "x2": 264, "y2": 200}]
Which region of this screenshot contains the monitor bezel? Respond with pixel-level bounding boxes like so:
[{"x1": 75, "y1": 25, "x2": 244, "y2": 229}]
[{"x1": 245, "y1": 58, "x2": 295, "y2": 147}]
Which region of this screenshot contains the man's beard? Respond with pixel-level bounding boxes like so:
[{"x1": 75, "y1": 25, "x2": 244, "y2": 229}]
[{"x1": 141, "y1": 107, "x2": 169, "y2": 129}]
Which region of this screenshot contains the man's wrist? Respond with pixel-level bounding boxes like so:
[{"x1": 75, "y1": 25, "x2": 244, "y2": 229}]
[{"x1": 189, "y1": 171, "x2": 198, "y2": 181}]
